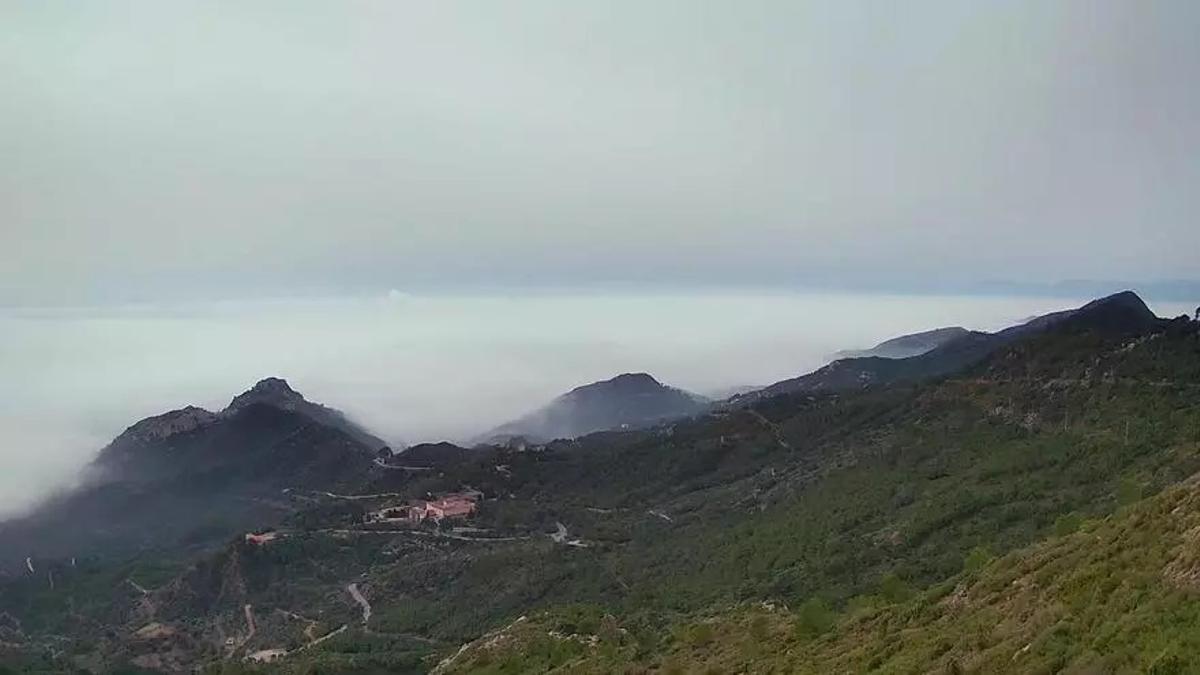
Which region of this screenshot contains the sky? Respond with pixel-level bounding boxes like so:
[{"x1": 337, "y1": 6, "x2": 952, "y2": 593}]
[{"x1": 3, "y1": 1, "x2": 1199, "y2": 305}]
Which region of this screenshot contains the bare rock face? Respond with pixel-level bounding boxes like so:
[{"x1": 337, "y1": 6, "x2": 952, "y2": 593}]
[
  {"x1": 222, "y1": 377, "x2": 307, "y2": 416},
  {"x1": 96, "y1": 406, "x2": 218, "y2": 471},
  {"x1": 115, "y1": 406, "x2": 218, "y2": 444}
]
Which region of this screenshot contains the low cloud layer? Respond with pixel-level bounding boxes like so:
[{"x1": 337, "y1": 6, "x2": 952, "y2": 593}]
[{"x1": 2, "y1": 290, "x2": 1193, "y2": 518}]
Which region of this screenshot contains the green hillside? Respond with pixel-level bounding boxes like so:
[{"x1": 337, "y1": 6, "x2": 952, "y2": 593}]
[
  {"x1": 2, "y1": 296, "x2": 1199, "y2": 673},
  {"x1": 438, "y1": 470, "x2": 1200, "y2": 674}
]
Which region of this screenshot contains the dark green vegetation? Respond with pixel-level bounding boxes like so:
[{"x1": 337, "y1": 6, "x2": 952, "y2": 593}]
[
  {"x1": 3, "y1": 292, "x2": 1199, "y2": 673},
  {"x1": 440, "y1": 463, "x2": 1200, "y2": 673}
]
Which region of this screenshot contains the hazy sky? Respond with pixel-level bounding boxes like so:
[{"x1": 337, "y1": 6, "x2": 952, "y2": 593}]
[{"x1": 3, "y1": 2, "x2": 1199, "y2": 305}]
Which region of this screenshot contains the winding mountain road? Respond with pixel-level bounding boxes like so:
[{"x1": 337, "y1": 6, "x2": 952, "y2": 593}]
[
  {"x1": 746, "y1": 409, "x2": 794, "y2": 451},
  {"x1": 347, "y1": 583, "x2": 371, "y2": 625},
  {"x1": 647, "y1": 509, "x2": 674, "y2": 523},
  {"x1": 236, "y1": 604, "x2": 257, "y2": 651},
  {"x1": 372, "y1": 458, "x2": 432, "y2": 471},
  {"x1": 317, "y1": 490, "x2": 407, "y2": 500}
]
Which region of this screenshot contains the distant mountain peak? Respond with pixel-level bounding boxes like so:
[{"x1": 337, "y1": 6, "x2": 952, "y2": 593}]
[
  {"x1": 93, "y1": 377, "x2": 387, "y2": 486},
  {"x1": 223, "y1": 377, "x2": 307, "y2": 415},
  {"x1": 1064, "y1": 290, "x2": 1158, "y2": 332},
  {"x1": 480, "y1": 372, "x2": 708, "y2": 443},
  {"x1": 610, "y1": 372, "x2": 659, "y2": 384},
  {"x1": 1079, "y1": 290, "x2": 1152, "y2": 314},
  {"x1": 218, "y1": 377, "x2": 387, "y2": 450},
  {"x1": 569, "y1": 372, "x2": 663, "y2": 395},
  {"x1": 250, "y1": 376, "x2": 297, "y2": 394}
]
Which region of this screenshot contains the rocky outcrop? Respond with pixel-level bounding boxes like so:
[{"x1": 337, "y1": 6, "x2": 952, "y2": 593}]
[
  {"x1": 113, "y1": 406, "x2": 218, "y2": 445},
  {"x1": 222, "y1": 378, "x2": 387, "y2": 451},
  {"x1": 221, "y1": 377, "x2": 308, "y2": 416}
]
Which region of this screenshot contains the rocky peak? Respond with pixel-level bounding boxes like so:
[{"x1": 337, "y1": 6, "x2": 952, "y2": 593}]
[
  {"x1": 222, "y1": 377, "x2": 307, "y2": 415},
  {"x1": 481, "y1": 372, "x2": 707, "y2": 443},
  {"x1": 217, "y1": 377, "x2": 388, "y2": 450},
  {"x1": 571, "y1": 373, "x2": 664, "y2": 397},
  {"x1": 249, "y1": 377, "x2": 300, "y2": 397},
  {"x1": 114, "y1": 406, "x2": 217, "y2": 445}
]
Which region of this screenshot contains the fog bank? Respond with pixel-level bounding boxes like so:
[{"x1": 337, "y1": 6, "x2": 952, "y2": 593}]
[{"x1": 1, "y1": 290, "x2": 1191, "y2": 517}]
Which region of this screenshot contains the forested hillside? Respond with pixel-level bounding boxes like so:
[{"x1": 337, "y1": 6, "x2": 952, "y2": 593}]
[{"x1": 2, "y1": 293, "x2": 1199, "y2": 673}]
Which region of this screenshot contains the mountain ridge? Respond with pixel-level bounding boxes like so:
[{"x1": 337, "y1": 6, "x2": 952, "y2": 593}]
[
  {"x1": 738, "y1": 290, "x2": 1161, "y2": 402},
  {"x1": 832, "y1": 326, "x2": 970, "y2": 360},
  {"x1": 479, "y1": 372, "x2": 708, "y2": 443}
]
